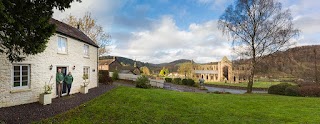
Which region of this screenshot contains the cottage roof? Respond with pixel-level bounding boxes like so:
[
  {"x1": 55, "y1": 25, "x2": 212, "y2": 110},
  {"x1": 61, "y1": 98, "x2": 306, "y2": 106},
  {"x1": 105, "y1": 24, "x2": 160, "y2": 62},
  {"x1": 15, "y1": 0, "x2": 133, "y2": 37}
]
[
  {"x1": 99, "y1": 59, "x2": 115, "y2": 65},
  {"x1": 49, "y1": 18, "x2": 99, "y2": 48}
]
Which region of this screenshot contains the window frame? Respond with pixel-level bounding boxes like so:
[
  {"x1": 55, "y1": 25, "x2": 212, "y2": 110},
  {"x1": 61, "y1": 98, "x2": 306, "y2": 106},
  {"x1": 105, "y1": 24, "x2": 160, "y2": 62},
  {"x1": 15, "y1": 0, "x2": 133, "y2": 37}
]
[
  {"x1": 12, "y1": 65, "x2": 30, "y2": 89},
  {"x1": 83, "y1": 44, "x2": 90, "y2": 57},
  {"x1": 83, "y1": 66, "x2": 90, "y2": 81},
  {"x1": 57, "y1": 36, "x2": 68, "y2": 54}
]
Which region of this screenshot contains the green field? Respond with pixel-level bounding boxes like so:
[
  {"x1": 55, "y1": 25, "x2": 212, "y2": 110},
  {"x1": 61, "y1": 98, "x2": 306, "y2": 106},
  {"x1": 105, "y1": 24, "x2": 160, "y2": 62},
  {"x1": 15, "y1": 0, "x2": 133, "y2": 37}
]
[
  {"x1": 38, "y1": 86, "x2": 320, "y2": 123},
  {"x1": 205, "y1": 81, "x2": 295, "y2": 88}
]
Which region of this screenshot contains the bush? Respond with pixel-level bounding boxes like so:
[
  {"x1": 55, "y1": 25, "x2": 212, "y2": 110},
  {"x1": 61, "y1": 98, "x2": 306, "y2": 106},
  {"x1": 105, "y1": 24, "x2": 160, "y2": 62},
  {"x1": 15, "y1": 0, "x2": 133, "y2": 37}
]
[
  {"x1": 173, "y1": 78, "x2": 182, "y2": 84},
  {"x1": 194, "y1": 82, "x2": 200, "y2": 88},
  {"x1": 182, "y1": 79, "x2": 188, "y2": 85},
  {"x1": 135, "y1": 75, "x2": 151, "y2": 89},
  {"x1": 112, "y1": 71, "x2": 119, "y2": 81},
  {"x1": 299, "y1": 85, "x2": 320, "y2": 97},
  {"x1": 212, "y1": 91, "x2": 231, "y2": 94},
  {"x1": 285, "y1": 86, "x2": 300, "y2": 96},
  {"x1": 165, "y1": 78, "x2": 172, "y2": 83},
  {"x1": 181, "y1": 79, "x2": 195, "y2": 86},
  {"x1": 187, "y1": 79, "x2": 195, "y2": 86},
  {"x1": 268, "y1": 83, "x2": 292, "y2": 95},
  {"x1": 99, "y1": 70, "x2": 113, "y2": 85}
]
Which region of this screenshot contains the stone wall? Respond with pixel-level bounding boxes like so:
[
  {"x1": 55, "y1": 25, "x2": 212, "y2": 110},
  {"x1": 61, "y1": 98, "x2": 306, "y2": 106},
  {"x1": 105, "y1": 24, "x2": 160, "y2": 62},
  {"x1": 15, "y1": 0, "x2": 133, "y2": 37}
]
[
  {"x1": 0, "y1": 33, "x2": 98, "y2": 108},
  {"x1": 109, "y1": 72, "x2": 164, "y2": 88}
]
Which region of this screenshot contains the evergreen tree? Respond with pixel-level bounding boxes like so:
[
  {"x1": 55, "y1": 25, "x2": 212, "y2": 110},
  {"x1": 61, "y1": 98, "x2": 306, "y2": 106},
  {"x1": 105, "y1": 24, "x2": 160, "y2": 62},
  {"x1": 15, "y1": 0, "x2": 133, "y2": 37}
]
[{"x1": 0, "y1": 0, "x2": 80, "y2": 62}]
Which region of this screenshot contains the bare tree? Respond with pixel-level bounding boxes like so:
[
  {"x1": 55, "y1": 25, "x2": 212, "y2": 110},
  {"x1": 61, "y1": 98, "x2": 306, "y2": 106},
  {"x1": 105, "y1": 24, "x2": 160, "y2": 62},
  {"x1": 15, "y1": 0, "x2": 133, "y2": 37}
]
[
  {"x1": 218, "y1": 0, "x2": 299, "y2": 93},
  {"x1": 63, "y1": 12, "x2": 111, "y2": 56}
]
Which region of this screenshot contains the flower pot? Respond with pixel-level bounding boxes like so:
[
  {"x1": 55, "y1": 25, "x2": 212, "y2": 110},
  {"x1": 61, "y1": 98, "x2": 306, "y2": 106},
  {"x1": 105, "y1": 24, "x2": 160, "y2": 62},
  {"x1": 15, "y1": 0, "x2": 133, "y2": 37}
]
[
  {"x1": 39, "y1": 93, "x2": 52, "y2": 105},
  {"x1": 80, "y1": 86, "x2": 88, "y2": 94}
]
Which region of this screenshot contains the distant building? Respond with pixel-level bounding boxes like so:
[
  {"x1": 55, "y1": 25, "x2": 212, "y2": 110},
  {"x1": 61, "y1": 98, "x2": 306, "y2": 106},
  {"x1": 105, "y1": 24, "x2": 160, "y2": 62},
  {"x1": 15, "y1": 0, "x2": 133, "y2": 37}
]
[
  {"x1": 99, "y1": 57, "x2": 121, "y2": 71},
  {"x1": 99, "y1": 57, "x2": 141, "y2": 75},
  {"x1": 191, "y1": 56, "x2": 249, "y2": 83}
]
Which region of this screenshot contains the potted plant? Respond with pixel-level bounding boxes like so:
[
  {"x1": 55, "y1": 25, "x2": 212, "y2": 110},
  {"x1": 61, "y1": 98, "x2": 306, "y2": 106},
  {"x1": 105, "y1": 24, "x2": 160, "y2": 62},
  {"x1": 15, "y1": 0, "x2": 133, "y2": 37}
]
[
  {"x1": 39, "y1": 76, "x2": 53, "y2": 105},
  {"x1": 80, "y1": 74, "x2": 89, "y2": 94}
]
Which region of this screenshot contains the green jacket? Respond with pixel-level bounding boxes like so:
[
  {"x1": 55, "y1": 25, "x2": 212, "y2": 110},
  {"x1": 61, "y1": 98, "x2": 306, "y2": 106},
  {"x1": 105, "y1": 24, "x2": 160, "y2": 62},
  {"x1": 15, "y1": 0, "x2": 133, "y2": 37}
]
[
  {"x1": 56, "y1": 72, "x2": 64, "y2": 84},
  {"x1": 65, "y1": 74, "x2": 73, "y2": 84}
]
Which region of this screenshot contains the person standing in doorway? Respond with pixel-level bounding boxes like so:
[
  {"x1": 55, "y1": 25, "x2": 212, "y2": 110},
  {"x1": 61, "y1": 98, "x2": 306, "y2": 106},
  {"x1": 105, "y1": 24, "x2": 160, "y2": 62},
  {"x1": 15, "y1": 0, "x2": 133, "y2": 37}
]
[
  {"x1": 56, "y1": 68, "x2": 64, "y2": 97},
  {"x1": 65, "y1": 72, "x2": 73, "y2": 96}
]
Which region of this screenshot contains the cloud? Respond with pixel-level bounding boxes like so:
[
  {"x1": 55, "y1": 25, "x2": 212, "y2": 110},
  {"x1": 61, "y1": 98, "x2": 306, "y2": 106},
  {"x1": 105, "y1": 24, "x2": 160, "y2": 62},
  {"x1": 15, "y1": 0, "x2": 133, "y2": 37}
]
[
  {"x1": 284, "y1": 0, "x2": 320, "y2": 46},
  {"x1": 53, "y1": 0, "x2": 127, "y2": 31},
  {"x1": 110, "y1": 16, "x2": 232, "y2": 64}
]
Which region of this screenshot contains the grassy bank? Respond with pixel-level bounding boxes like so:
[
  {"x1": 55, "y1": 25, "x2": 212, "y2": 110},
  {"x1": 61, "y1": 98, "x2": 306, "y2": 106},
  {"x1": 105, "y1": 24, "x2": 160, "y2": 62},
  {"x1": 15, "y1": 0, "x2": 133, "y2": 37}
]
[{"x1": 39, "y1": 86, "x2": 320, "y2": 123}]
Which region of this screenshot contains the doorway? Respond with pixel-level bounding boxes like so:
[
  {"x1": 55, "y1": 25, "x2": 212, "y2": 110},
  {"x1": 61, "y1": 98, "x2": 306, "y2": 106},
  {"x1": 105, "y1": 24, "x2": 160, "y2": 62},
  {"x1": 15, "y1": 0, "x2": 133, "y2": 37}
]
[
  {"x1": 223, "y1": 66, "x2": 229, "y2": 80},
  {"x1": 56, "y1": 67, "x2": 68, "y2": 96}
]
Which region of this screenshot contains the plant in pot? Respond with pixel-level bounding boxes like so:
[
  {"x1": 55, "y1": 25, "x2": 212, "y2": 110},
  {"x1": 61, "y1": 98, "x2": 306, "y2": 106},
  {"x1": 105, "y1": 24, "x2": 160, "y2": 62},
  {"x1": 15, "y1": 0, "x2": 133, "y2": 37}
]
[
  {"x1": 80, "y1": 74, "x2": 89, "y2": 94},
  {"x1": 40, "y1": 76, "x2": 53, "y2": 105}
]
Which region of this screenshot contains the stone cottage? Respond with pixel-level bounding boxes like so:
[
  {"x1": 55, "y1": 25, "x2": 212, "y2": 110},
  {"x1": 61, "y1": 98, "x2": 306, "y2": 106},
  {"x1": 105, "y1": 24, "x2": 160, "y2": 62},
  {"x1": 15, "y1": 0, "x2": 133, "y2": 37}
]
[
  {"x1": 0, "y1": 18, "x2": 99, "y2": 108},
  {"x1": 99, "y1": 57, "x2": 141, "y2": 75}
]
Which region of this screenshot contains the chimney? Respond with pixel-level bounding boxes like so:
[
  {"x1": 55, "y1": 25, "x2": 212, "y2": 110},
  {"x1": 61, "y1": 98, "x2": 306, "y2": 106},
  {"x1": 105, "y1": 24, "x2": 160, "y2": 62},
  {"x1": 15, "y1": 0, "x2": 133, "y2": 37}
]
[
  {"x1": 77, "y1": 23, "x2": 80, "y2": 30},
  {"x1": 134, "y1": 59, "x2": 137, "y2": 68},
  {"x1": 113, "y1": 56, "x2": 116, "y2": 61}
]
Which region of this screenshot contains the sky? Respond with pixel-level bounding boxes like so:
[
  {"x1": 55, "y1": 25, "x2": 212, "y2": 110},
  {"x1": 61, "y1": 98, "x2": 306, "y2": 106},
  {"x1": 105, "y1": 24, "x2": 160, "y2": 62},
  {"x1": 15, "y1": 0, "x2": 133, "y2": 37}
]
[{"x1": 53, "y1": 0, "x2": 320, "y2": 64}]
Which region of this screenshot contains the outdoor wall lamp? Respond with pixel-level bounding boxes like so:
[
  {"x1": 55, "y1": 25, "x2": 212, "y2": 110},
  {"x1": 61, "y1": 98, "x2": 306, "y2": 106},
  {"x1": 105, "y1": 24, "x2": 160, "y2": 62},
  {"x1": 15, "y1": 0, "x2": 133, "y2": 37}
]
[
  {"x1": 49, "y1": 65, "x2": 53, "y2": 70},
  {"x1": 73, "y1": 66, "x2": 76, "y2": 70}
]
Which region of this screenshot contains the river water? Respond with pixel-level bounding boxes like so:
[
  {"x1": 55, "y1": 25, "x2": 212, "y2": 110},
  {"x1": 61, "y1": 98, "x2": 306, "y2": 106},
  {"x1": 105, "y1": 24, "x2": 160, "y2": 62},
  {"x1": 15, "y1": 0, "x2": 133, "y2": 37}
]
[{"x1": 205, "y1": 86, "x2": 267, "y2": 94}]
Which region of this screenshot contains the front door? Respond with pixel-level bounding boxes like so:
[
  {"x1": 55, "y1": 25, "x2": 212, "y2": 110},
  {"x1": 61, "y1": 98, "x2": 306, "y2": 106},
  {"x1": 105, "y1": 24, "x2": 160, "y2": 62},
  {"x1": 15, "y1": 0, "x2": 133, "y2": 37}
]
[{"x1": 56, "y1": 67, "x2": 68, "y2": 96}]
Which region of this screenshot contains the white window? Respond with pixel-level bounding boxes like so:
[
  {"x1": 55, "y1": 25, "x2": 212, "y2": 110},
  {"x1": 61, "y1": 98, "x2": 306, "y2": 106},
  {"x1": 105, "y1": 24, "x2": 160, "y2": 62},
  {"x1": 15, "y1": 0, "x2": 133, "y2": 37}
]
[
  {"x1": 83, "y1": 66, "x2": 90, "y2": 80},
  {"x1": 13, "y1": 65, "x2": 30, "y2": 88},
  {"x1": 58, "y1": 36, "x2": 67, "y2": 53},
  {"x1": 83, "y1": 44, "x2": 89, "y2": 57}
]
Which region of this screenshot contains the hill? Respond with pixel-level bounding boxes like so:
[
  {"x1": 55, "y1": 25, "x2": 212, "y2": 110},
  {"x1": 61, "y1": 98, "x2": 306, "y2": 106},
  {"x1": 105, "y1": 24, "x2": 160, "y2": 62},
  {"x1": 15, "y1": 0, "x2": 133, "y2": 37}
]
[
  {"x1": 242, "y1": 45, "x2": 320, "y2": 81},
  {"x1": 99, "y1": 56, "x2": 192, "y2": 73}
]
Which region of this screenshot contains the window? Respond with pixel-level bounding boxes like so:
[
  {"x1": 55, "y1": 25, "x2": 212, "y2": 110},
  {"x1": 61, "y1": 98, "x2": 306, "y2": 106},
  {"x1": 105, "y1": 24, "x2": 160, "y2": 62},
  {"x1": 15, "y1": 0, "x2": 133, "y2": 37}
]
[
  {"x1": 83, "y1": 44, "x2": 89, "y2": 57},
  {"x1": 83, "y1": 67, "x2": 90, "y2": 80},
  {"x1": 13, "y1": 65, "x2": 30, "y2": 88},
  {"x1": 58, "y1": 36, "x2": 67, "y2": 53}
]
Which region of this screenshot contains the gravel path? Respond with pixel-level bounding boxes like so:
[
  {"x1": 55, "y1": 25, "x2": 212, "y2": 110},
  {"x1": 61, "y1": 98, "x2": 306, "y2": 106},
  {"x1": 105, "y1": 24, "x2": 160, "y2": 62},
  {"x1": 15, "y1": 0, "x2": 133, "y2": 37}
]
[{"x1": 0, "y1": 84, "x2": 115, "y2": 124}]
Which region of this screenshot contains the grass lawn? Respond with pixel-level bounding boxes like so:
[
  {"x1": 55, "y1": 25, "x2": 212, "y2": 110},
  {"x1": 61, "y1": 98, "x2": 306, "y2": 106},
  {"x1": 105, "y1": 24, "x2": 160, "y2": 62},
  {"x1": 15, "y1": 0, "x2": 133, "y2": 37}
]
[
  {"x1": 205, "y1": 81, "x2": 295, "y2": 88},
  {"x1": 38, "y1": 86, "x2": 320, "y2": 124}
]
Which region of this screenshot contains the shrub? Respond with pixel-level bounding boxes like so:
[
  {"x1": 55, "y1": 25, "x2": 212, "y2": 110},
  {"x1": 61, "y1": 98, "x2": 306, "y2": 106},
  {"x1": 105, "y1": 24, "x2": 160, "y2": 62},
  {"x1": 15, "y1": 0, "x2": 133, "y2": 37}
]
[
  {"x1": 187, "y1": 79, "x2": 195, "y2": 86},
  {"x1": 135, "y1": 75, "x2": 151, "y2": 89},
  {"x1": 112, "y1": 71, "x2": 119, "y2": 81},
  {"x1": 173, "y1": 78, "x2": 182, "y2": 84},
  {"x1": 182, "y1": 79, "x2": 188, "y2": 85},
  {"x1": 285, "y1": 86, "x2": 300, "y2": 96},
  {"x1": 194, "y1": 82, "x2": 200, "y2": 88},
  {"x1": 181, "y1": 79, "x2": 195, "y2": 86},
  {"x1": 268, "y1": 83, "x2": 292, "y2": 95},
  {"x1": 212, "y1": 91, "x2": 231, "y2": 94},
  {"x1": 299, "y1": 84, "x2": 320, "y2": 97},
  {"x1": 99, "y1": 70, "x2": 113, "y2": 85},
  {"x1": 165, "y1": 78, "x2": 172, "y2": 83}
]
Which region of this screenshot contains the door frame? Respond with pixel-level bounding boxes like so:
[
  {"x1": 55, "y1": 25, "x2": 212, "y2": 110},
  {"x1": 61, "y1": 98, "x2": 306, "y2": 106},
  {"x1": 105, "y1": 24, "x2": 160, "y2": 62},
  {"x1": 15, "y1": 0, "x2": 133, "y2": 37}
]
[{"x1": 56, "y1": 66, "x2": 69, "y2": 97}]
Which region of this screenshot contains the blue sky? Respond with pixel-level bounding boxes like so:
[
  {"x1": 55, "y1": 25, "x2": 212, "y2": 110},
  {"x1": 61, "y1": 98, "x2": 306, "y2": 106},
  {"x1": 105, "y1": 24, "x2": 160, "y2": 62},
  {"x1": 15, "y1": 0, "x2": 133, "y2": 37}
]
[{"x1": 53, "y1": 0, "x2": 320, "y2": 64}]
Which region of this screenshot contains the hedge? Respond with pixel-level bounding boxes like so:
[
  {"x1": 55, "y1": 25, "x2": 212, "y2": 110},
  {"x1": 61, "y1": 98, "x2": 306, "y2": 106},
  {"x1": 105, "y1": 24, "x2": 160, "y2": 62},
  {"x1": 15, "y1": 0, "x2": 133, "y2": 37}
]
[
  {"x1": 268, "y1": 83, "x2": 292, "y2": 95},
  {"x1": 165, "y1": 78, "x2": 172, "y2": 83},
  {"x1": 173, "y1": 78, "x2": 182, "y2": 84},
  {"x1": 284, "y1": 86, "x2": 300, "y2": 96}
]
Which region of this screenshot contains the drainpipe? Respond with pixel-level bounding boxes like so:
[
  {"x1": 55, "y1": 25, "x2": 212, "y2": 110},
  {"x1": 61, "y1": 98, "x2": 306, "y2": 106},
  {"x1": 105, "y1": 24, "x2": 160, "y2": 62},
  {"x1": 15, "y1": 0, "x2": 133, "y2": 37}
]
[{"x1": 97, "y1": 47, "x2": 99, "y2": 87}]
